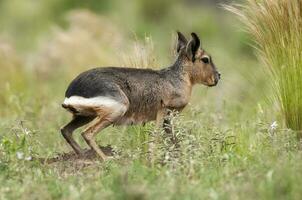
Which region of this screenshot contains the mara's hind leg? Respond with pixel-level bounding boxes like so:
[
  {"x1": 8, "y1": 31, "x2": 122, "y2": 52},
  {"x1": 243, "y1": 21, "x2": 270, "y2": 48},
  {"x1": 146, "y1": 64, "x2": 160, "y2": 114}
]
[
  {"x1": 81, "y1": 98, "x2": 128, "y2": 161},
  {"x1": 81, "y1": 116, "x2": 112, "y2": 161},
  {"x1": 61, "y1": 115, "x2": 95, "y2": 154}
]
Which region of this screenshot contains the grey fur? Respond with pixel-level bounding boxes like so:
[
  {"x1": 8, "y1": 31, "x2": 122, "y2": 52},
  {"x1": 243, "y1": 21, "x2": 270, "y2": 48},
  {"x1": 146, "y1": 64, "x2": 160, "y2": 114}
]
[{"x1": 61, "y1": 32, "x2": 221, "y2": 159}]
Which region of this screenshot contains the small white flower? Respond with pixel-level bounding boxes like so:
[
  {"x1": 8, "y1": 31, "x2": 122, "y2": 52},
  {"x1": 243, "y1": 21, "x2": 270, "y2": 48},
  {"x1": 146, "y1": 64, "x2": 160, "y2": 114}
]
[
  {"x1": 270, "y1": 121, "x2": 278, "y2": 130},
  {"x1": 24, "y1": 128, "x2": 31, "y2": 135},
  {"x1": 25, "y1": 156, "x2": 32, "y2": 161},
  {"x1": 16, "y1": 151, "x2": 24, "y2": 160}
]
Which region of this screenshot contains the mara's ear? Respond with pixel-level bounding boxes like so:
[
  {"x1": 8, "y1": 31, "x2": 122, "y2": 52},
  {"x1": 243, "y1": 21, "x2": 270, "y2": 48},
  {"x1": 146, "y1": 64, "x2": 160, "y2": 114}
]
[
  {"x1": 186, "y1": 32, "x2": 200, "y2": 62},
  {"x1": 176, "y1": 31, "x2": 188, "y2": 53}
]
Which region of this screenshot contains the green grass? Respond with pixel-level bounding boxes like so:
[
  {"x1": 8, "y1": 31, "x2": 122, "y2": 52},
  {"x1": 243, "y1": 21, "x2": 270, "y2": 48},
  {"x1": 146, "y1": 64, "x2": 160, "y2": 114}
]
[
  {"x1": 1, "y1": 1, "x2": 302, "y2": 199},
  {"x1": 1, "y1": 87, "x2": 302, "y2": 199}
]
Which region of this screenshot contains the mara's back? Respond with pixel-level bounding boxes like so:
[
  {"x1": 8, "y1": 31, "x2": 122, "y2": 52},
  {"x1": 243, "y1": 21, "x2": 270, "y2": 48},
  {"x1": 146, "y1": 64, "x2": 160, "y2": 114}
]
[
  {"x1": 65, "y1": 67, "x2": 164, "y2": 99},
  {"x1": 64, "y1": 67, "x2": 169, "y2": 124}
]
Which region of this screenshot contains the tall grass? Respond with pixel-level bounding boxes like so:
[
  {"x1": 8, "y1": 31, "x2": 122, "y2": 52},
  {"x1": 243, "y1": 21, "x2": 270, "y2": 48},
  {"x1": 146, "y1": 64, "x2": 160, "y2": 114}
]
[{"x1": 225, "y1": 0, "x2": 302, "y2": 131}]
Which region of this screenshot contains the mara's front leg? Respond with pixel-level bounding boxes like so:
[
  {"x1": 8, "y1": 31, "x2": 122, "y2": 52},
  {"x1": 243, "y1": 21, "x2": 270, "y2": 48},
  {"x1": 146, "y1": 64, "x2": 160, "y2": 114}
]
[{"x1": 156, "y1": 109, "x2": 178, "y2": 144}]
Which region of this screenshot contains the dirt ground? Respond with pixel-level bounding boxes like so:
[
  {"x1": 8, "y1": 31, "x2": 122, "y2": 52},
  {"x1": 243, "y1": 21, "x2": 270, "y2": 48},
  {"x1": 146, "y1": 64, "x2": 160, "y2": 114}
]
[{"x1": 36, "y1": 145, "x2": 115, "y2": 166}]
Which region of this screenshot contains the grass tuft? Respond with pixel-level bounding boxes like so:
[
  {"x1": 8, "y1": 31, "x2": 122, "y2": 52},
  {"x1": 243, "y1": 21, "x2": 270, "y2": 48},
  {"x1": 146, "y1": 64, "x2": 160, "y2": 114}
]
[{"x1": 225, "y1": 0, "x2": 302, "y2": 131}]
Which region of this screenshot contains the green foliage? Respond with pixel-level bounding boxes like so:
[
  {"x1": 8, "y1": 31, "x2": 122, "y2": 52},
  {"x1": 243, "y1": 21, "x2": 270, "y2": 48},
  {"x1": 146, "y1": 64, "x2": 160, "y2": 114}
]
[{"x1": 1, "y1": 102, "x2": 302, "y2": 199}]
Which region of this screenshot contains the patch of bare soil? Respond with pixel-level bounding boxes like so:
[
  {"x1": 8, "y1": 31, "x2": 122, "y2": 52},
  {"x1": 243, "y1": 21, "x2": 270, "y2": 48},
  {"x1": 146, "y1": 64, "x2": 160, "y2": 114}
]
[{"x1": 36, "y1": 145, "x2": 116, "y2": 166}]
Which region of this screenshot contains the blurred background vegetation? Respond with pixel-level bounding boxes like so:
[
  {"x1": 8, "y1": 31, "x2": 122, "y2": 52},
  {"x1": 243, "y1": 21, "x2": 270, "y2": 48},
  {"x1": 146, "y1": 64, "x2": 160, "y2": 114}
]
[{"x1": 0, "y1": 0, "x2": 264, "y2": 117}]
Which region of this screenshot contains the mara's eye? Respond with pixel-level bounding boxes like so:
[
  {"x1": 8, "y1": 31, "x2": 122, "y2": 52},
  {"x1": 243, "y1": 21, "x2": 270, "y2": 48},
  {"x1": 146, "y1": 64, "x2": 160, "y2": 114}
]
[{"x1": 201, "y1": 56, "x2": 209, "y2": 64}]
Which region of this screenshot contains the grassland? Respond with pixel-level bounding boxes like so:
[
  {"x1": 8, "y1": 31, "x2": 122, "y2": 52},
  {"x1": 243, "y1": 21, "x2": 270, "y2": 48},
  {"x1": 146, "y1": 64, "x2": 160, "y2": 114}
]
[{"x1": 1, "y1": 1, "x2": 302, "y2": 199}]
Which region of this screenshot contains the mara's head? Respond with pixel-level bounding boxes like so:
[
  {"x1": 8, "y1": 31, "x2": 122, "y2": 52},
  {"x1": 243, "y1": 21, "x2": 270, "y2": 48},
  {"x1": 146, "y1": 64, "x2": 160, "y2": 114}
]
[{"x1": 176, "y1": 31, "x2": 221, "y2": 87}]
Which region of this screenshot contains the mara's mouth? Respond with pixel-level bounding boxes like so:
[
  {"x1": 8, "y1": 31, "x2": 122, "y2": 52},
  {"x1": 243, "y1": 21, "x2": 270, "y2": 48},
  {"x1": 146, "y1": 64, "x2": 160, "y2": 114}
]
[
  {"x1": 207, "y1": 80, "x2": 219, "y2": 87},
  {"x1": 203, "y1": 75, "x2": 220, "y2": 87},
  {"x1": 206, "y1": 75, "x2": 220, "y2": 87},
  {"x1": 208, "y1": 83, "x2": 217, "y2": 87}
]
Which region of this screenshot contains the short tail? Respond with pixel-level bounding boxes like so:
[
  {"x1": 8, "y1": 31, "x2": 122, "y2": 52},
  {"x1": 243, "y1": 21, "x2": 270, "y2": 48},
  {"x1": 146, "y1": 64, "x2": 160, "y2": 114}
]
[{"x1": 62, "y1": 103, "x2": 79, "y2": 114}]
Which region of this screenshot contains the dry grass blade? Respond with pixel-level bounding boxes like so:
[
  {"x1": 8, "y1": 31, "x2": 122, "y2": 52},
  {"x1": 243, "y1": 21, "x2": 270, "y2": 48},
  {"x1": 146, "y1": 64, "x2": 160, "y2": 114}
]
[{"x1": 119, "y1": 36, "x2": 159, "y2": 69}]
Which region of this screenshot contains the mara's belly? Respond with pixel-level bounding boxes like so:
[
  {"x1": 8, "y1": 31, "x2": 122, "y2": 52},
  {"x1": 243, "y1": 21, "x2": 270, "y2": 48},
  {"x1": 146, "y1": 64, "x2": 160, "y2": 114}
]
[{"x1": 114, "y1": 109, "x2": 158, "y2": 126}]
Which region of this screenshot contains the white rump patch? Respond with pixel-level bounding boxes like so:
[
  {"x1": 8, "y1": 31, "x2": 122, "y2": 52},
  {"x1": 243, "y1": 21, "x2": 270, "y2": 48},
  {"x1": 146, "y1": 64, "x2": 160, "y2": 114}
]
[{"x1": 63, "y1": 96, "x2": 127, "y2": 117}]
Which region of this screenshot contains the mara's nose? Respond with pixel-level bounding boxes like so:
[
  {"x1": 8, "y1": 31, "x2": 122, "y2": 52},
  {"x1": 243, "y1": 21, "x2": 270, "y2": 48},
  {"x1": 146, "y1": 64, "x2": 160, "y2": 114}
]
[{"x1": 215, "y1": 72, "x2": 220, "y2": 82}]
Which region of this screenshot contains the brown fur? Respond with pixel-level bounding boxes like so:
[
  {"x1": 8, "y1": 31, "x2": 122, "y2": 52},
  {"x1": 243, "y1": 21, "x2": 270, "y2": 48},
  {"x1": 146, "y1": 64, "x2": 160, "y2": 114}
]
[{"x1": 61, "y1": 32, "x2": 220, "y2": 160}]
